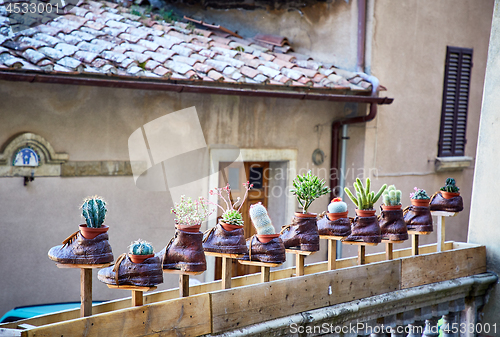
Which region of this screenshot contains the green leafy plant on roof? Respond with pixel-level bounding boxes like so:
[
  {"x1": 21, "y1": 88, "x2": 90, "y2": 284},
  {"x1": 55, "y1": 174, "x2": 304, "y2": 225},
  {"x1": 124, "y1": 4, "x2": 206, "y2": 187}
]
[
  {"x1": 234, "y1": 46, "x2": 245, "y2": 52},
  {"x1": 186, "y1": 22, "x2": 196, "y2": 32},
  {"x1": 159, "y1": 9, "x2": 178, "y2": 23}
]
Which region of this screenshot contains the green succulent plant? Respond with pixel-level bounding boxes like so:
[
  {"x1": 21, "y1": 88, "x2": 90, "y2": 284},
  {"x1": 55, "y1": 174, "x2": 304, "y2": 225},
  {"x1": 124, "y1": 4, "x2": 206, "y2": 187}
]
[
  {"x1": 410, "y1": 187, "x2": 430, "y2": 200},
  {"x1": 382, "y1": 185, "x2": 402, "y2": 206},
  {"x1": 129, "y1": 239, "x2": 154, "y2": 255},
  {"x1": 81, "y1": 196, "x2": 107, "y2": 228},
  {"x1": 344, "y1": 178, "x2": 387, "y2": 210},
  {"x1": 290, "y1": 171, "x2": 331, "y2": 214},
  {"x1": 221, "y1": 209, "x2": 244, "y2": 227},
  {"x1": 440, "y1": 177, "x2": 460, "y2": 193}
]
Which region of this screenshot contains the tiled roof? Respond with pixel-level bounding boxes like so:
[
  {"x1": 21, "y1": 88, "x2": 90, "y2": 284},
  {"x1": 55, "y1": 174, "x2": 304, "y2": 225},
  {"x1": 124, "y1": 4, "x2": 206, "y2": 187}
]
[{"x1": 0, "y1": 0, "x2": 379, "y2": 93}]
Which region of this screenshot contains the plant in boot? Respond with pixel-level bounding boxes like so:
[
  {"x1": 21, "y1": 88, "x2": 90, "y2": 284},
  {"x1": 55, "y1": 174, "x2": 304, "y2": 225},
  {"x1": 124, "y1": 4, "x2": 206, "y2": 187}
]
[
  {"x1": 171, "y1": 195, "x2": 213, "y2": 231},
  {"x1": 290, "y1": 170, "x2": 330, "y2": 214},
  {"x1": 430, "y1": 177, "x2": 463, "y2": 211},
  {"x1": 249, "y1": 202, "x2": 279, "y2": 243},
  {"x1": 409, "y1": 187, "x2": 430, "y2": 207},
  {"x1": 382, "y1": 185, "x2": 402, "y2": 208},
  {"x1": 81, "y1": 196, "x2": 107, "y2": 228},
  {"x1": 209, "y1": 182, "x2": 253, "y2": 229},
  {"x1": 327, "y1": 198, "x2": 348, "y2": 221},
  {"x1": 440, "y1": 178, "x2": 460, "y2": 193},
  {"x1": 129, "y1": 239, "x2": 154, "y2": 263},
  {"x1": 344, "y1": 178, "x2": 387, "y2": 216}
]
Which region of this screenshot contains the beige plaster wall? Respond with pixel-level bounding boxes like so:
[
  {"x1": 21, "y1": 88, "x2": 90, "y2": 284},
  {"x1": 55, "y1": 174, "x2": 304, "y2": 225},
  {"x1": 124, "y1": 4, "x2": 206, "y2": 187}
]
[{"x1": 0, "y1": 80, "x2": 340, "y2": 316}]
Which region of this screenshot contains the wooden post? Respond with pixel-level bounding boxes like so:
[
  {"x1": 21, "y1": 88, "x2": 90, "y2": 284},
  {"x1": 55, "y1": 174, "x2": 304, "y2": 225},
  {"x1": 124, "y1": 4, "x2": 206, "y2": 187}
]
[
  {"x1": 260, "y1": 266, "x2": 270, "y2": 283},
  {"x1": 385, "y1": 243, "x2": 393, "y2": 260},
  {"x1": 179, "y1": 274, "x2": 190, "y2": 297},
  {"x1": 132, "y1": 290, "x2": 143, "y2": 306},
  {"x1": 221, "y1": 256, "x2": 232, "y2": 289},
  {"x1": 296, "y1": 254, "x2": 305, "y2": 276},
  {"x1": 358, "y1": 245, "x2": 365, "y2": 265},
  {"x1": 437, "y1": 215, "x2": 445, "y2": 253},
  {"x1": 412, "y1": 234, "x2": 419, "y2": 255},
  {"x1": 328, "y1": 239, "x2": 337, "y2": 270},
  {"x1": 80, "y1": 269, "x2": 92, "y2": 317}
]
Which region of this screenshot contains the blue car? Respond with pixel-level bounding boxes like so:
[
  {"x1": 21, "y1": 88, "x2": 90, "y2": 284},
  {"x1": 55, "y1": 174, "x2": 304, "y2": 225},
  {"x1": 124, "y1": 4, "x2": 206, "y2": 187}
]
[{"x1": 0, "y1": 302, "x2": 103, "y2": 323}]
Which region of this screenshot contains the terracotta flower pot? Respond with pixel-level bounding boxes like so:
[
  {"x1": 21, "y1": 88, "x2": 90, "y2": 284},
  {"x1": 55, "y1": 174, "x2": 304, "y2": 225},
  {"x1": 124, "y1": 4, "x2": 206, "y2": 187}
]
[
  {"x1": 177, "y1": 224, "x2": 202, "y2": 232},
  {"x1": 256, "y1": 234, "x2": 279, "y2": 243},
  {"x1": 79, "y1": 224, "x2": 109, "y2": 240},
  {"x1": 411, "y1": 199, "x2": 430, "y2": 207},
  {"x1": 440, "y1": 191, "x2": 460, "y2": 199},
  {"x1": 294, "y1": 212, "x2": 317, "y2": 219},
  {"x1": 381, "y1": 205, "x2": 402, "y2": 211},
  {"x1": 128, "y1": 253, "x2": 154, "y2": 264},
  {"x1": 220, "y1": 222, "x2": 243, "y2": 231},
  {"x1": 327, "y1": 211, "x2": 349, "y2": 221},
  {"x1": 355, "y1": 209, "x2": 376, "y2": 217}
]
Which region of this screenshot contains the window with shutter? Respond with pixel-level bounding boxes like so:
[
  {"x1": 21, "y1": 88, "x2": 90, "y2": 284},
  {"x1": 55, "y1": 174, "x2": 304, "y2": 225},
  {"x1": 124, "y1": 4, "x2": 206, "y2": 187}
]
[{"x1": 438, "y1": 46, "x2": 473, "y2": 157}]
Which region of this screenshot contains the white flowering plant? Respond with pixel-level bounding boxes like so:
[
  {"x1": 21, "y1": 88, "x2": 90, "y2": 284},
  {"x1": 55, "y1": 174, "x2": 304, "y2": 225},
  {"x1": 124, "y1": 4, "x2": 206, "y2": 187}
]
[{"x1": 171, "y1": 195, "x2": 213, "y2": 226}]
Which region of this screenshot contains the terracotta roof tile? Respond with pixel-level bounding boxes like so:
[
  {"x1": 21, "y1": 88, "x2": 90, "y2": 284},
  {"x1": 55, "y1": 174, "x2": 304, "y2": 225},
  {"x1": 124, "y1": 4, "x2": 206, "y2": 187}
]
[
  {"x1": 243, "y1": 58, "x2": 264, "y2": 69},
  {"x1": 280, "y1": 67, "x2": 302, "y2": 81},
  {"x1": 292, "y1": 66, "x2": 317, "y2": 78},
  {"x1": 153, "y1": 66, "x2": 172, "y2": 77},
  {"x1": 53, "y1": 64, "x2": 73, "y2": 72},
  {"x1": 193, "y1": 62, "x2": 214, "y2": 74},
  {"x1": 74, "y1": 50, "x2": 99, "y2": 63},
  {"x1": 165, "y1": 60, "x2": 192, "y2": 75},
  {"x1": 205, "y1": 59, "x2": 228, "y2": 72},
  {"x1": 57, "y1": 56, "x2": 83, "y2": 70},
  {"x1": 257, "y1": 65, "x2": 280, "y2": 78},
  {"x1": 16, "y1": 38, "x2": 47, "y2": 50},
  {"x1": 190, "y1": 53, "x2": 207, "y2": 62},
  {"x1": 119, "y1": 33, "x2": 141, "y2": 43},
  {"x1": 33, "y1": 33, "x2": 61, "y2": 47},
  {"x1": 57, "y1": 33, "x2": 83, "y2": 45},
  {"x1": 144, "y1": 51, "x2": 170, "y2": 63},
  {"x1": 125, "y1": 51, "x2": 150, "y2": 63},
  {"x1": 137, "y1": 39, "x2": 160, "y2": 51},
  {"x1": 21, "y1": 49, "x2": 47, "y2": 64},
  {"x1": 120, "y1": 42, "x2": 146, "y2": 53},
  {"x1": 239, "y1": 65, "x2": 259, "y2": 79},
  {"x1": 84, "y1": 20, "x2": 105, "y2": 31},
  {"x1": 272, "y1": 53, "x2": 296, "y2": 63},
  {"x1": 101, "y1": 50, "x2": 128, "y2": 63},
  {"x1": 171, "y1": 44, "x2": 193, "y2": 57},
  {"x1": 172, "y1": 55, "x2": 198, "y2": 66},
  {"x1": 213, "y1": 55, "x2": 244, "y2": 68},
  {"x1": 207, "y1": 69, "x2": 224, "y2": 81}
]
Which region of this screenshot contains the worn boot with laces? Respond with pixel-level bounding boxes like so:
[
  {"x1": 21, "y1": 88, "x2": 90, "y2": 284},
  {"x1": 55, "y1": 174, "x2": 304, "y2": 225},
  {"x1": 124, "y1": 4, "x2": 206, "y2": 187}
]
[
  {"x1": 98, "y1": 253, "x2": 163, "y2": 287},
  {"x1": 158, "y1": 228, "x2": 207, "y2": 272}
]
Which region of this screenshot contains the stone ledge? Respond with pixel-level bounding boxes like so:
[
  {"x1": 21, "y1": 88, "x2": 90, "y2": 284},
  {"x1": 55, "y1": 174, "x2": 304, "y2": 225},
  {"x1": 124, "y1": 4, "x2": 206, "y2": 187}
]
[
  {"x1": 61, "y1": 161, "x2": 133, "y2": 177},
  {"x1": 435, "y1": 156, "x2": 473, "y2": 172}
]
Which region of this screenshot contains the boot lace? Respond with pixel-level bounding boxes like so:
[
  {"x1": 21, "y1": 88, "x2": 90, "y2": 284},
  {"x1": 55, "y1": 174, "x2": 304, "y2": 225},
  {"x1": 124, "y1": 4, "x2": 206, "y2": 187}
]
[
  {"x1": 61, "y1": 231, "x2": 80, "y2": 249},
  {"x1": 113, "y1": 253, "x2": 127, "y2": 285},
  {"x1": 202, "y1": 226, "x2": 216, "y2": 243}
]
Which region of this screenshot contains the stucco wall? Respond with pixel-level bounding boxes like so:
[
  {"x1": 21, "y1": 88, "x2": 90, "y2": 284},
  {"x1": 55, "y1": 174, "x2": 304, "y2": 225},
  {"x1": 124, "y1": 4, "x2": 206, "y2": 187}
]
[{"x1": 0, "y1": 80, "x2": 342, "y2": 316}]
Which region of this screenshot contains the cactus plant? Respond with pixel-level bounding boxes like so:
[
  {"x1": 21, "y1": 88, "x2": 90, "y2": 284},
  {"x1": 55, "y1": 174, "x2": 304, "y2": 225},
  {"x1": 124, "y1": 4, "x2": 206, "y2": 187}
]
[
  {"x1": 382, "y1": 185, "x2": 402, "y2": 206},
  {"x1": 344, "y1": 178, "x2": 387, "y2": 210},
  {"x1": 129, "y1": 239, "x2": 154, "y2": 255},
  {"x1": 249, "y1": 202, "x2": 276, "y2": 235},
  {"x1": 440, "y1": 178, "x2": 460, "y2": 193},
  {"x1": 290, "y1": 171, "x2": 331, "y2": 214},
  {"x1": 81, "y1": 196, "x2": 107, "y2": 228},
  {"x1": 328, "y1": 198, "x2": 348, "y2": 213},
  {"x1": 171, "y1": 195, "x2": 213, "y2": 226},
  {"x1": 410, "y1": 187, "x2": 430, "y2": 200},
  {"x1": 209, "y1": 182, "x2": 253, "y2": 226}
]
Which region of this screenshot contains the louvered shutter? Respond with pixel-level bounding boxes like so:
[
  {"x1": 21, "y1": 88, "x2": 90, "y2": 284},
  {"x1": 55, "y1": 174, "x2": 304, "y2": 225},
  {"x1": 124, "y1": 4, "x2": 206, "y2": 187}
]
[{"x1": 438, "y1": 47, "x2": 473, "y2": 157}]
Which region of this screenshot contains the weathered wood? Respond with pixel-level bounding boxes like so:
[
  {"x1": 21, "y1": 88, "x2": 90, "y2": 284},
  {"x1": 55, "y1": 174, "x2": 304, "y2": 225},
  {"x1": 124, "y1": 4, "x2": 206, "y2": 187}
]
[
  {"x1": 342, "y1": 240, "x2": 378, "y2": 246},
  {"x1": 358, "y1": 245, "x2": 365, "y2": 265},
  {"x1": 285, "y1": 248, "x2": 316, "y2": 255},
  {"x1": 296, "y1": 254, "x2": 305, "y2": 276},
  {"x1": 237, "y1": 260, "x2": 281, "y2": 268},
  {"x1": 401, "y1": 245, "x2": 487, "y2": 288},
  {"x1": 16, "y1": 325, "x2": 36, "y2": 330},
  {"x1": 211, "y1": 260, "x2": 401, "y2": 333},
  {"x1": 436, "y1": 215, "x2": 446, "y2": 253},
  {"x1": 328, "y1": 239, "x2": 336, "y2": 270},
  {"x1": 319, "y1": 235, "x2": 346, "y2": 240},
  {"x1": 106, "y1": 285, "x2": 157, "y2": 292},
  {"x1": 56, "y1": 263, "x2": 113, "y2": 269},
  {"x1": 260, "y1": 266, "x2": 270, "y2": 283},
  {"x1": 163, "y1": 269, "x2": 204, "y2": 276},
  {"x1": 80, "y1": 269, "x2": 92, "y2": 317},
  {"x1": 0, "y1": 328, "x2": 21, "y2": 337},
  {"x1": 222, "y1": 256, "x2": 232, "y2": 289},
  {"x1": 411, "y1": 234, "x2": 419, "y2": 255},
  {"x1": 179, "y1": 274, "x2": 190, "y2": 297},
  {"x1": 24, "y1": 294, "x2": 211, "y2": 337},
  {"x1": 204, "y1": 251, "x2": 244, "y2": 259},
  {"x1": 386, "y1": 243, "x2": 393, "y2": 260},
  {"x1": 131, "y1": 291, "x2": 143, "y2": 307},
  {"x1": 407, "y1": 231, "x2": 431, "y2": 235}
]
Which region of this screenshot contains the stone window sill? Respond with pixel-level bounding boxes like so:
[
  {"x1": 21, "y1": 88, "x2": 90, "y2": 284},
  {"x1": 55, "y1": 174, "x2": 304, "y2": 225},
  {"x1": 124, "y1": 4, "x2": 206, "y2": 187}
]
[{"x1": 435, "y1": 156, "x2": 473, "y2": 172}]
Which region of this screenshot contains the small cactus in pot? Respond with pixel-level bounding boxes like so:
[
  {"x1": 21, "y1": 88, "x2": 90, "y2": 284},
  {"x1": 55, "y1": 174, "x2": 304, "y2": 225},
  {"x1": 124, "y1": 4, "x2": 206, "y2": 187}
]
[
  {"x1": 344, "y1": 178, "x2": 387, "y2": 217},
  {"x1": 249, "y1": 202, "x2": 278, "y2": 243},
  {"x1": 327, "y1": 198, "x2": 348, "y2": 221},
  {"x1": 128, "y1": 239, "x2": 154, "y2": 263},
  {"x1": 79, "y1": 195, "x2": 109, "y2": 239},
  {"x1": 439, "y1": 178, "x2": 460, "y2": 199},
  {"x1": 382, "y1": 185, "x2": 402, "y2": 210},
  {"x1": 410, "y1": 187, "x2": 430, "y2": 207}
]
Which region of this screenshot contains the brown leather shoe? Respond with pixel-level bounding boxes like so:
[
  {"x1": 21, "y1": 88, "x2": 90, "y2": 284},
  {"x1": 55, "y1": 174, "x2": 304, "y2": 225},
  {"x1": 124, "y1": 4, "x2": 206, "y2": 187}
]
[
  {"x1": 97, "y1": 253, "x2": 163, "y2": 287},
  {"x1": 403, "y1": 206, "x2": 433, "y2": 232},
  {"x1": 202, "y1": 223, "x2": 248, "y2": 255},
  {"x1": 158, "y1": 229, "x2": 207, "y2": 272},
  {"x1": 242, "y1": 235, "x2": 286, "y2": 263},
  {"x1": 342, "y1": 216, "x2": 381, "y2": 243},
  {"x1": 317, "y1": 213, "x2": 351, "y2": 237},
  {"x1": 429, "y1": 192, "x2": 464, "y2": 212},
  {"x1": 48, "y1": 231, "x2": 113, "y2": 265},
  {"x1": 379, "y1": 208, "x2": 408, "y2": 241},
  {"x1": 280, "y1": 214, "x2": 319, "y2": 251}
]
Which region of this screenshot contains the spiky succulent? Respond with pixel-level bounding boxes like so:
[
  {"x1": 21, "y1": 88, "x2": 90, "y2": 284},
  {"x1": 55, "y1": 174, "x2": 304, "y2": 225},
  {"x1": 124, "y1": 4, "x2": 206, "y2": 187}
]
[
  {"x1": 81, "y1": 196, "x2": 107, "y2": 228},
  {"x1": 382, "y1": 185, "x2": 402, "y2": 206},
  {"x1": 290, "y1": 171, "x2": 331, "y2": 214},
  {"x1": 410, "y1": 187, "x2": 430, "y2": 200},
  {"x1": 249, "y1": 203, "x2": 275, "y2": 235},
  {"x1": 129, "y1": 239, "x2": 154, "y2": 255},
  {"x1": 328, "y1": 198, "x2": 348, "y2": 213},
  {"x1": 344, "y1": 178, "x2": 387, "y2": 210},
  {"x1": 221, "y1": 209, "x2": 244, "y2": 226},
  {"x1": 209, "y1": 182, "x2": 253, "y2": 227},
  {"x1": 440, "y1": 178, "x2": 460, "y2": 193}
]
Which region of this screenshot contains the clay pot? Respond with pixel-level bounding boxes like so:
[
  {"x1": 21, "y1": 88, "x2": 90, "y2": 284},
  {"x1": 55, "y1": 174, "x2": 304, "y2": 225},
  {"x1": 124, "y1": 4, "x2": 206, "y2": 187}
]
[
  {"x1": 177, "y1": 224, "x2": 201, "y2": 233},
  {"x1": 79, "y1": 224, "x2": 109, "y2": 240},
  {"x1": 381, "y1": 205, "x2": 402, "y2": 211},
  {"x1": 327, "y1": 211, "x2": 349, "y2": 221},
  {"x1": 256, "y1": 234, "x2": 280, "y2": 244},
  {"x1": 355, "y1": 209, "x2": 376, "y2": 217},
  {"x1": 220, "y1": 222, "x2": 243, "y2": 231},
  {"x1": 129, "y1": 253, "x2": 154, "y2": 264},
  {"x1": 411, "y1": 199, "x2": 430, "y2": 207},
  {"x1": 440, "y1": 191, "x2": 460, "y2": 199},
  {"x1": 294, "y1": 212, "x2": 317, "y2": 218}
]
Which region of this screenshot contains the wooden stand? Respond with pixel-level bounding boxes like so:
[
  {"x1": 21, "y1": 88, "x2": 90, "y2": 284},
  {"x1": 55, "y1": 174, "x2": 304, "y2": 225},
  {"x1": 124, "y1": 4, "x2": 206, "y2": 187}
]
[
  {"x1": 56, "y1": 263, "x2": 112, "y2": 317},
  {"x1": 285, "y1": 248, "x2": 316, "y2": 277},
  {"x1": 407, "y1": 230, "x2": 432, "y2": 256},
  {"x1": 204, "y1": 252, "x2": 244, "y2": 289},
  {"x1": 341, "y1": 241, "x2": 378, "y2": 265},
  {"x1": 381, "y1": 239, "x2": 405, "y2": 260},
  {"x1": 432, "y1": 211, "x2": 457, "y2": 252},
  {"x1": 238, "y1": 260, "x2": 282, "y2": 283},
  {"x1": 163, "y1": 269, "x2": 204, "y2": 297},
  {"x1": 106, "y1": 284, "x2": 157, "y2": 306},
  {"x1": 320, "y1": 235, "x2": 346, "y2": 270}
]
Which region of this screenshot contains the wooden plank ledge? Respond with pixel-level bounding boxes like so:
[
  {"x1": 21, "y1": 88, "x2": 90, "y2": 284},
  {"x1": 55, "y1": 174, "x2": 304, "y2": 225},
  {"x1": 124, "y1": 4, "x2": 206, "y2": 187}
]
[
  {"x1": 285, "y1": 248, "x2": 317, "y2": 255},
  {"x1": 431, "y1": 211, "x2": 457, "y2": 217},
  {"x1": 408, "y1": 230, "x2": 432, "y2": 235},
  {"x1": 106, "y1": 285, "x2": 157, "y2": 292},
  {"x1": 163, "y1": 269, "x2": 204, "y2": 276},
  {"x1": 56, "y1": 262, "x2": 113, "y2": 269},
  {"x1": 238, "y1": 260, "x2": 282, "y2": 267},
  {"x1": 341, "y1": 241, "x2": 378, "y2": 246},
  {"x1": 319, "y1": 235, "x2": 347, "y2": 240},
  {"x1": 382, "y1": 239, "x2": 405, "y2": 244},
  {"x1": 204, "y1": 251, "x2": 244, "y2": 258}
]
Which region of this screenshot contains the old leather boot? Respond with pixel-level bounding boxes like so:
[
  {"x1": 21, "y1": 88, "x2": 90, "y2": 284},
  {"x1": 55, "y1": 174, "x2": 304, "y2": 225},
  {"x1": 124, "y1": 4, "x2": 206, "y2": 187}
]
[
  {"x1": 429, "y1": 192, "x2": 464, "y2": 212},
  {"x1": 317, "y1": 213, "x2": 351, "y2": 237},
  {"x1": 280, "y1": 214, "x2": 319, "y2": 251},
  {"x1": 403, "y1": 206, "x2": 433, "y2": 232},
  {"x1": 242, "y1": 235, "x2": 286, "y2": 263},
  {"x1": 202, "y1": 223, "x2": 248, "y2": 255},
  {"x1": 343, "y1": 216, "x2": 381, "y2": 243},
  {"x1": 379, "y1": 208, "x2": 408, "y2": 241},
  {"x1": 98, "y1": 253, "x2": 163, "y2": 287},
  {"x1": 48, "y1": 231, "x2": 113, "y2": 265},
  {"x1": 158, "y1": 229, "x2": 207, "y2": 272}
]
